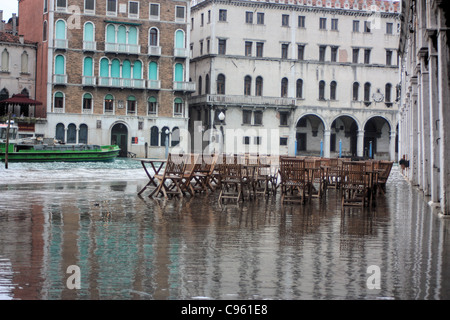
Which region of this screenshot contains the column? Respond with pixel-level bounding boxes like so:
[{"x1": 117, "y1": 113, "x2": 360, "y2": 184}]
[
  {"x1": 323, "y1": 129, "x2": 331, "y2": 158},
  {"x1": 410, "y1": 79, "x2": 419, "y2": 186},
  {"x1": 357, "y1": 130, "x2": 364, "y2": 157},
  {"x1": 419, "y1": 56, "x2": 431, "y2": 195},
  {"x1": 389, "y1": 130, "x2": 396, "y2": 162}
]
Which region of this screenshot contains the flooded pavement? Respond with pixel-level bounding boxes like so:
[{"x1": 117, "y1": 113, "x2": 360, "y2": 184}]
[{"x1": 0, "y1": 160, "x2": 449, "y2": 300}]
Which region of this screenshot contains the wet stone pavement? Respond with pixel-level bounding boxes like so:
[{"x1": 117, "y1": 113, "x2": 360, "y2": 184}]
[{"x1": 0, "y1": 160, "x2": 449, "y2": 300}]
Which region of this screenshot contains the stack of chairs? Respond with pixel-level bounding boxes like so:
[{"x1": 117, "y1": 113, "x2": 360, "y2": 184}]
[
  {"x1": 218, "y1": 154, "x2": 251, "y2": 203},
  {"x1": 279, "y1": 156, "x2": 310, "y2": 204},
  {"x1": 153, "y1": 153, "x2": 189, "y2": 199},
  {"x1": 340, "y1": 161, "x2": 370, "y2": 208}
]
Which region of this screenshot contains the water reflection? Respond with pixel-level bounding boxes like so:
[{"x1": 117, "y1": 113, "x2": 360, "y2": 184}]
[{"x1": 0, "y1": 166, "x2": 449, "y2": 300}]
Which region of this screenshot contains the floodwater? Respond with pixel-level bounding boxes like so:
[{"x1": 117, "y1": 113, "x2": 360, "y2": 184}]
[{"x1": 0, "y1": 159, "x2": 449, "y2": 300}]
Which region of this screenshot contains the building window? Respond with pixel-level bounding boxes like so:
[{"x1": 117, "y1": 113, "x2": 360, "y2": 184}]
[
  {"x1": 331, "y1": 18, "x2": 338, "y2": 31},
  {"x1": 206, "y1": 74, "x2": 211, "y2": 94},
  {"x1": 386, "y1": 22, "x2": 393, "y2": 35},
  {"x1": 104, "y1": 94, "x2": 114, "y2": 113},
  {"x1": 107, "y1": 0, "x2": 117, "y2": 15},
  {"x1": 385, "y1": 83, "x2": 392, "y2": 102},
  {"x1": 218, "y1": 39, "x2": 226, "y2": 55},
  {"x1": 244, "y1": 75, "x2": 252, "y2": 95},
  {"x1": 0, "y1": 88, "x2": 8, "y2": 102},
  {"x1": 280, "y1": 112, "x2": 289, "y2": 126},
  {"x1": 217, "y1": 74, "x2": 225, "y2": 94},
  {"x1": 219, "y1": 9, "x2": 227, "y2": 22},
  {"x1": 79, "y1": 124, "x2": 88, "y2": 144},
  {"x1": 243, "y1": 136, "x2": 250, "y2": 145},
  {"x1": 364, "y1": 49, "x2": 371, "y2": 64},
  {"x1": 246, "y1": 11, "x2": 253, "y2": 24},
  {"x1": 56, "y1": 123, "x2": 65, "y2": 142},
  {"x1": 255, "y1": 42, "x2": 263, "y2": 57},
  {"x1": 175, "y1": 6, "x2": 186, "y2": 22},
  {"x1": 257, "y1": 12, "x2": 264, "y2": 25},
  {"x1": 297, "y1": 45, "x2": 305, "y2": 60},
  {"x1": 281, "y1": 77, "x2": 288, "y2": 97},
  {"x1": 200, "y1": 40, "x2": 203, "y2": 55},
  {"x1": 319, "y1": 80, "x2": 325, "y2": 100},
  {"x1": 201, "y1": 13, "x2": 204, "y2": 26},
  {"x1": 298, "y1": 15, "x2": 305, "y2": 28},
  {"x1": 198, "y1": 76, "x2": 202, "y2": 95},
  {"x1": 129, "y1": 1, "x2": 139, "y2": 18},
  {"x1": 149, "y1": 3, "x2": 160, "y2": 20},
  {"x1": 364, "y1": 82, "x2": 371, "y2": 102},
  {"x1": 296, "y1": 79, "x2": 303, "y2": 98},
  {"x1": 352, "y1": 48, "x2": 359, "y2": 63},
  {"x1": 255, "y1": 76, "x2": 263, "y2": 96},
  {"x1": 174, "y1": 98, "x2": 183, "y2": 116},
  {"x1": 331, "y1": 46, "x2": 338, "y2": 62},
  {"x1": 85, "y1": 0, "x2": 95, "y2": 13},
  {"x1": 245, "y1": 41, "x2": 252, "y2": 56},
  {"x1": 386, "y1": 50, "x2": 393, "y2": 66},
  {"x1": 208, "y1": 10, "x2": 211, "y2": 24},
  {"x1": 280, "y1": 137, "x2": 288, "y2": 146},
  {"x1": 319, "y1": 45, "x2": 326, "y2": 62},
  {"x1": 43, "y1": 21, "x2": 48, "y2": 41},
  {"x1": 364, "y1": 21, "x2": 371, "y2": 33},
  {"x1": 127, "y1": 96, "x2": 136, "y2": 114},
  {"x1": 150, "y1": 126, "x2": 159, "y2": 146},
  {"x1": 171, "y1": 127, "x2": 180, "y2": 147},
  {"x1": 352, "y1": 82, "x2": 359, "y2": 101},
  {"x1": 148, "y1": 96, "x2": 157, "y2": 115},
  {"x1": 353, "y1": 20, "x2": 359, "y2": 32},
  {"x1": 282, "y1": 14, "x2": 289, "y2": 26},
  {"x1": 67, "y1": 124, "x2": 77, "y2": 144},
  {"x1": 54, "y1": 92, "x2": 64, "y2": 110},
  {"x1": 243, "y1": 110, "x2": 252, "y2": 125},
  {"x1": 1, "y1": 49, "x2": 9, "y2": 72},
  {"x1": 44, "y1": 0, "x2": 48, "y2": 13},
  {"x1": 254, "y1": 111, "x2": 263, "y2": 125},
  {"x1": 254, "y1": 137, "x2": 262, "y2": 145},
  {"x1": 281, "y1": 43, "x2": 289, "y2": 59},
  {"x1": 319, "y1": 17, "x2": 326, "y2": 30},
  {"x1": 56, "y1": 0, "x2": 67, "y2": 10},
  {"x1": 149, "y1": 28, "x2": 158, "y2": 46},
  {"x1": 83, "y1": 93, "x2": 93, "y2": 112},
  {"x1": 330, "y1": 81, "x2": 337, "y2": 100}
]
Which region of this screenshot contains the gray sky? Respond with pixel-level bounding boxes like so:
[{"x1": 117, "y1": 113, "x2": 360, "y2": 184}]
[{"x1": 1, "y1": 0, "x2": 18, "y2": 21}]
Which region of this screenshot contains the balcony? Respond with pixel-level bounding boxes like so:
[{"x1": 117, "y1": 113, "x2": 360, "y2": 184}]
[
  {"x1": 54, "y1": 39, "x2": 68, "y2": 50},
  {"x1": 98, "y1": 77, "x2": 145, "y2": 89},
  {"x1": 82, "y1": 76, "x2": 96, "y2": 86},
  {"x1": 173, "y1": 81, "x2": 196, "y2": 92},
  {"x1": 147, "y1": 80, "x2": 161, "y2": 90},
  {"x1": 174, "y1": 47, "x2": 189, "y2": 58},
  {"x1": 83, "y1": 41, "x2": 97, "y2": 51},
  {"x1": 148, "y1": 46, "x2": 161, "y2": 56},
  {"x1": 53, "y1": 74, "x2": 68, "y2": 85},
  {"x1": 189, "y1": 94, "x2": 297, "y2": 107},
  {"x1": 105, "y1": 42, "x2": 141, "y2": 55}
]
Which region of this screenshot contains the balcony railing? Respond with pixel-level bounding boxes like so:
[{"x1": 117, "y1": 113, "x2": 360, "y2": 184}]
[
  {"x1": 83, "y1": 41, "x2": 97, "y2": 51},
  {"x1": 82, "y1": 76, "x2": 96, "y2": 86},
  {"x1": 189, "y1": 94, "x2": 297, "y2": 107},
  {"x1": 148, "y1": 45, "x2": 161, "y2": 56},
  {"x1": 173, "y1": 81, "x2": 196, "y2": 92},
  {"x1": 53, "y1": 74, "x2": 68, "y2": 85},
  {"x1": 174, "y1": 47, "x2": 189, "y2": 58},
  {"x1": 54, "y1": 39, "x2": 68, "y2": 50},
  {"x1": 147, "y1": 80, "x2": 161, "y2": 90},
  {"x1": 98, "y1": 77, "x2": 145, "y2": 89},
  {"x1": 105, "y1": 42, "x2": 141, "y2": 54}
]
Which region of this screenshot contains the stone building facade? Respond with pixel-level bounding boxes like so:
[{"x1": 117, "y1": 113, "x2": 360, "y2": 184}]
[
  {"x1": 398, "y1": 0, "x2": 450, "y2": 216},
  {"x1": 189, "y1": 0, "x2": 400, "y2": 159},
  {"x1": 19, "y1": 0, "x2": 195, "y2": 157}
]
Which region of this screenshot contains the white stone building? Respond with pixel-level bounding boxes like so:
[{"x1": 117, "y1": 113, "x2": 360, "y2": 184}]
[{"x1": 188, "y1": 0, "x2": 400, "y2": 159}]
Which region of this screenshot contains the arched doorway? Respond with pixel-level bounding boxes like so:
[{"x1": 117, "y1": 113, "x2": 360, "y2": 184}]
[
  {"x1": 295, "y1": 114, "x2": 325, "y2": 156},
  {"x1": 330, "y1": 116, "x2": 358, "y2": 157},
  {"x1": 364, "y1": 116, "x2": 391, "y2": 159},
  {"x1": 111, "y1": 123, "x2": 128, "y2": 157}
]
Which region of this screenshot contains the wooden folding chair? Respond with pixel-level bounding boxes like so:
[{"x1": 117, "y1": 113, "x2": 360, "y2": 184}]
[
  {"x1": 376, "y1": 161, "x2": 393, "y2": 194},
  {"x1": 179, "y1": 154, "x2": 201, "y2": 197},
  {"x1": 153, "y1": 153, "x2": 188, "y2": 199},
  {"x1": 191, "y1": 153, "x2": 218, "y2": 193},
  {"x1": 279, "y1": 157, "x2": 309, "y2": 204},
  {"x1": 326, "y1": 158, "x2": 341, "y2": 189},
  {"x1": 341, "y1": 161, "x2": 370, "y2": 208},
  {"x1": 218, "y1": 155, "x2": 250, "y2": 202}
]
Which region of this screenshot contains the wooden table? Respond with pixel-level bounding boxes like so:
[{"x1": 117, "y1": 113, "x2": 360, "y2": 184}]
[{"x1": 136, "y1": 158, "x2": 167, "y2": 197}]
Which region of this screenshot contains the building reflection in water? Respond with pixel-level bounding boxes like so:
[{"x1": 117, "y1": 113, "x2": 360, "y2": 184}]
[{"x1": 0, "y1": 167, "x2": 449, "y2": 300}]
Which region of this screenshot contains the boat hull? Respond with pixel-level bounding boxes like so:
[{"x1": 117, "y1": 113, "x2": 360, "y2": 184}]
[{"x1": 0, "y1": 145, "x2": 121, "y2": 162}]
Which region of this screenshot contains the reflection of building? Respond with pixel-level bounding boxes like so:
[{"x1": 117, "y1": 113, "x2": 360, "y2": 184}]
[
  {"x1": 18, "y1": 0, "x2": 194, "y2": 157},
  {"x1": 0, "y1": 11, "x2": 42, "y2": 133},
  {"x1": 397, "y1": 0, "x2": 450, "y2": 215},
  {"x1": 189, "y1": 0, "x2": 400, "y2": 159}
]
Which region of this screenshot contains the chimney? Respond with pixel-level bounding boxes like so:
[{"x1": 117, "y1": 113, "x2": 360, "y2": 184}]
[
  {"x1": 0, "y1": 10, "x2": 4, "y2": 32},
  {"x1": 12, "y1": 13, "x2": 17, "y2": 35},
  {"x1": 19, "y1": 35, "x2": 24, "y2": 44}
]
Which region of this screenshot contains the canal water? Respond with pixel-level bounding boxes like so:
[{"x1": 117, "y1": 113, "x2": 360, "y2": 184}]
[{"x1": 0, "y1": 159, "x2": 449, "y2": 300}]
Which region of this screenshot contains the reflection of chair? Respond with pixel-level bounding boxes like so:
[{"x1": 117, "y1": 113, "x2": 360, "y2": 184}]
[
  {"x1": 341, "y1": 161, "x2": 369, "y2": 208},
  {"x1": 279, "y1": 157, "x2": 309, "y2": 204},
  {"x1": 153, "y1": 153, "x2": 187, "y2": 199}
]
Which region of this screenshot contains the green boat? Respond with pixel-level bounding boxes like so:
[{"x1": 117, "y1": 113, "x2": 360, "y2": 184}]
[{"x1": 1, "y1": 123, "x2": 120, "y2": 162}]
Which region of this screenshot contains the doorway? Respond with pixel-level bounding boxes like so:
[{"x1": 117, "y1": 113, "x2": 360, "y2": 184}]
[{"x1": 111, "y1": 123, "x2": 128, "y2": 157}]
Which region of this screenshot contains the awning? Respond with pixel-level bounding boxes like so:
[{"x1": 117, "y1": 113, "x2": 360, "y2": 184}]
[{"x1": 0, "y1": 94, "x2": 42, "y2": 106}]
